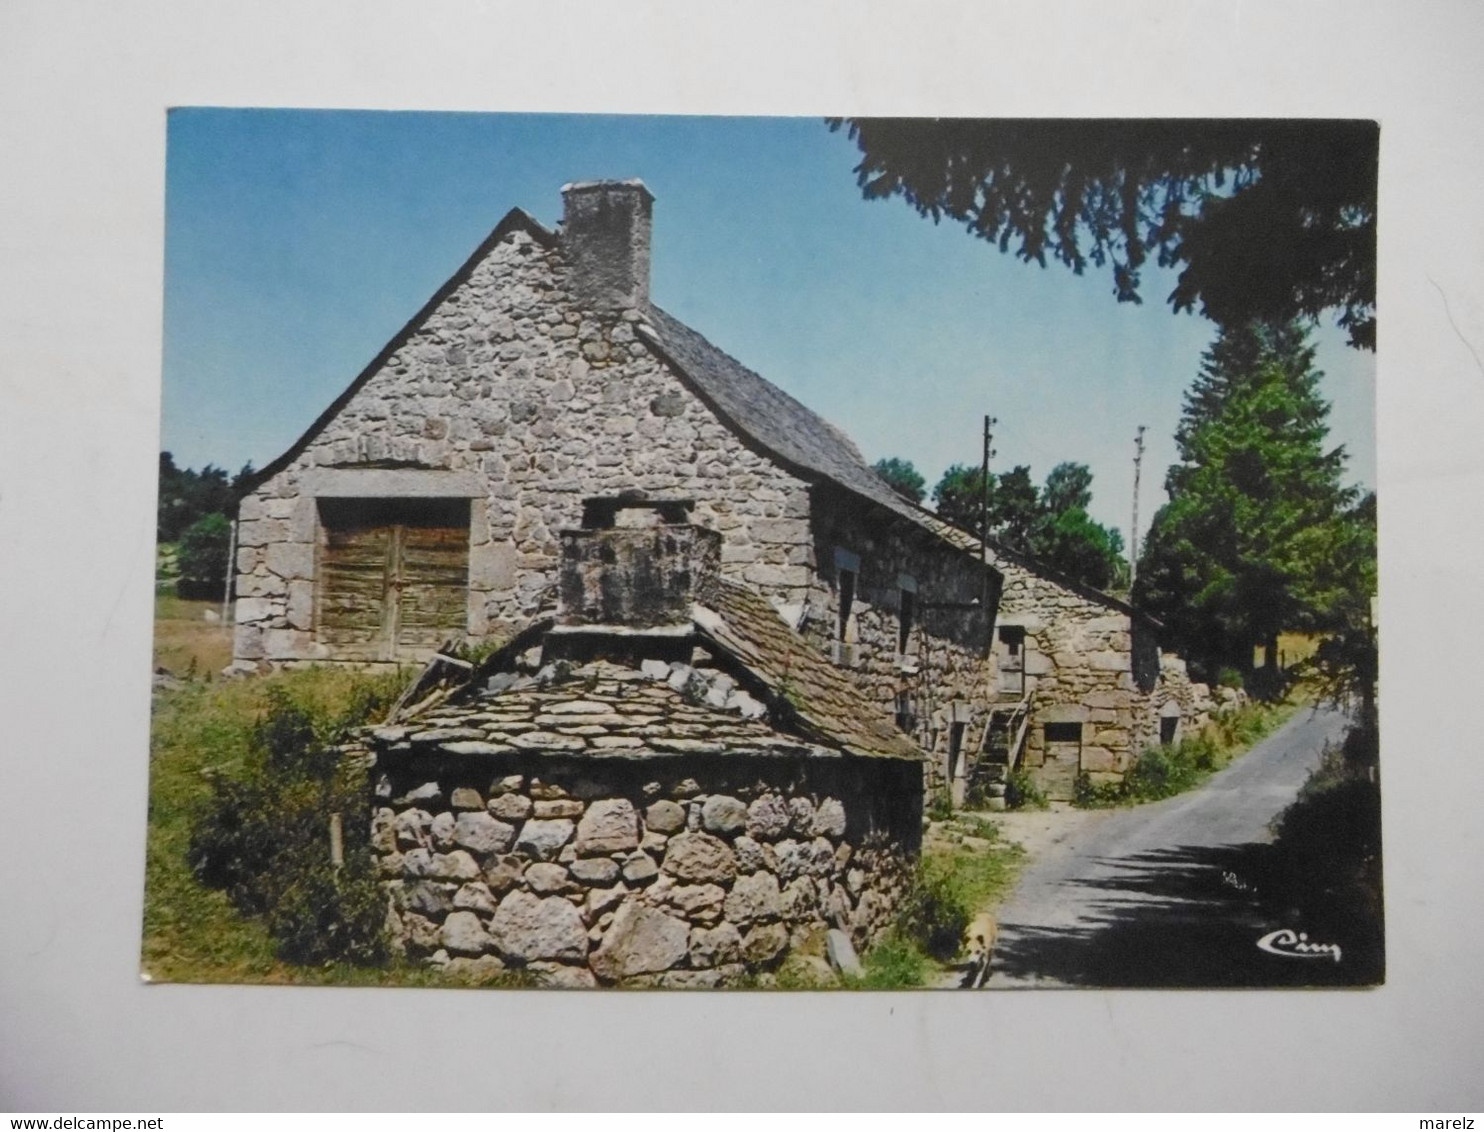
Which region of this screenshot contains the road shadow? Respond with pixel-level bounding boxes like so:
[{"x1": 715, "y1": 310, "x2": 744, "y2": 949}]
[{"x1": 990, "y1": 841, "x2": 1382, "y2": 988}]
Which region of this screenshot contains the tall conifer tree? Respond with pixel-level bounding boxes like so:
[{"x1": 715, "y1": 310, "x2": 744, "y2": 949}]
[{"x1": 1135, "y1": 321, "x2": 1356, "y2": 680}]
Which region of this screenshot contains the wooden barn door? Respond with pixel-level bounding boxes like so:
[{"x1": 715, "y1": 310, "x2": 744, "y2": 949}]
[{"x1": 317, "y1": 498, "x2": 470, "y2": 660}]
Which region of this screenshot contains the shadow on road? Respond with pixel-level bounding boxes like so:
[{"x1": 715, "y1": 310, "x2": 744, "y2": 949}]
[{"x1": 992, "y1": 841, "x2": 1381, "y2": 988}]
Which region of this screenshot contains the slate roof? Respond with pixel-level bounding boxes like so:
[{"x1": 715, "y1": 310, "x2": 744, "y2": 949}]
[
  {"x1": 638, "y1": 306, "x2": 960, "y2": 547},
  {"x1": 696, "y1": 581, "x2": 921, "y2": 761},
  {"x1": 379, "y1": 580, "x2": 922, "y2": 763},
  {"x1": 371, "y1": 659, "x2": 833, "y2": 762},
  {"x1": 914, "y1": 510, "x2": 1161, "y2": 629}
]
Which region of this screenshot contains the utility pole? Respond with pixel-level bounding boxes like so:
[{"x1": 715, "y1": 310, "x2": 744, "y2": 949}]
[
  {"x1": 1130, "y1": 425, "x2": 1147, "y2": 589},
  {"x1": 981, "y1": 414, "x2": 997, "y2": 607},
  {"x1": 980, "y1": 414, "x2": 997, "y2": 552}
]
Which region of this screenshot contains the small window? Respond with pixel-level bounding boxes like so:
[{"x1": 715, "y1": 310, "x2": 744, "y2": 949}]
[
  {"x1": 997, "y1": 625, "x2": 1026, "y2": 695},
  {"x1": 898, "y1": 588, "x2": 916, "y2": 654},
  {"x1": 837, "y1": 568, "x2": 856, "y2": 642},
  {"x1": 1160, "y1": 715, "x2": 1179, "y2": 746},
  {"x1": 894, "y1": 691, "x2": 917, "y2": 734},
  {"x1": 1044, "y1": 721, "x2": 1082, "y2": 745},
  {"x1": 999, "y1": 625, "x2": 1024, "y2": 656}
]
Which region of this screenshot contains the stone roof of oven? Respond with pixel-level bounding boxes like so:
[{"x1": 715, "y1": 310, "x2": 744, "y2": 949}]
[
  {"x1": 377, "y1": 579, "x2": 921, "y2": 763},
  {"x1": 694, "y1": 581, "x2": 921, "y2": 762},
  {"x1": 371, "y1": 659, "x2": 837, "y2": 762}
]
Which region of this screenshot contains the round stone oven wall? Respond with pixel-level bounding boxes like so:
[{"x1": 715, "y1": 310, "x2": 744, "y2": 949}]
[{"x1": 369, "y1": 749, "x2": 922, "y2": 987}]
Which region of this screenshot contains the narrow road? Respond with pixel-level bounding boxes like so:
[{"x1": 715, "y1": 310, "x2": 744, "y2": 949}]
[{"x1": 986, "y1": 704, "x2": 1353, "y2": 988}]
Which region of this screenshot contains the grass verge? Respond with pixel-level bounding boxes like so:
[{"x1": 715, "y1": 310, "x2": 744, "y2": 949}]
[
  {"x1": 1074, "y1": 695, "x2": 1305, "y2": 809},
  {"x1": 853, "y1": 816, "x2": 1026, "y2": 989}
]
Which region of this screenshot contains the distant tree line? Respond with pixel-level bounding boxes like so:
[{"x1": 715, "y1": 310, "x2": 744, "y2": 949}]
[
  {"x1": 159, "y1": 453, "x2": 253, "y2": 598},
  {"x1": 872, "y1": 456, "x2": 1127, "y2": 592},
  {"x1": 873, "y1": 317, "x2": 1376, "y2": 706}
]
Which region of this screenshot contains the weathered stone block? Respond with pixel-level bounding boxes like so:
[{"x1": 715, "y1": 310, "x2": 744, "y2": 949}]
[
  {"x1": 780, "y1": 875, "x2": 819, "y2": 921},
  {"x1": 689, "y1": 921, "x2": 743, "y2": 968},
  {"x1": 487, "y1": 793, "x2": 533, "y2": 821},
  {"x1": 525, "y1": 862, "x2": 574, "y2": 894},
  {"x1": 746, "y1": 794, "x2": 790, "y2": 841},
  {"x1": 431, "y1": 850, "x2": 481, "y2": 880},
  {"x1": 452, "y1": 881, "x2": 498, "y2": 914},
  {"x1": 265, "y1": 541, "x2": 314, "y2": 581},
  {"x1": 403, "y1": 880, "x2": 455, "y2": 918},
  {"x1": 534, "y1": 799, "x2": 584, "y2": 819},
  {"x1": 663, "y1": 831, "x2": 737, "y2": 884},
  {"x1": 489, "y1": 890, "x2": 588, "y2": 962},
  {"x1": 429, "y1": 811, "x2": 457, "y2": 850},
  {"x1": 454, "y1": 812, "x2": 516, "y2": 855},
  {"x1": 590, "y1": 902, "x2": 690, "y2": 981},
  {"x1": 441, "y1": 910, "x2": 493, "y2": 957},
  {"x1": 621, "y1": 852, "x2": 659, "y2": 885},
  {"x1": 574, "y1": 798, "x2": 639, "y2": 855},
  {"x1": 450, "y1": 787, "x2": 484, "y2": 811},
  {"x1": 740, "y1": 922, "x2": 789, "y2": 966},
  {"x1": 285, "y1": 580, "x2": 315, "y2": 630},
  {"x1": 811, "y1": 798, "x2": 847, "y2": 839},
  {"x1": 701, "y1": 794, "x2": 747, "y2": 835},
  {"x1": 1080, "y1": 745, "x2": 1118, "y2": 772},
  {"x1": 733, "y1": 835, "x2": 775, "y2": 874},
  {"x1": 724, "y1": 871, "x2": 782, "y2": 924},
  {"x1": 644, "y1": 799, "x2": 686, "y2": 834},
  {"x1": 515, "y1": 819, "x2": 575, "y2": 860},
  {"x1": 569, "y1": 857, "x2": 620, "y2": 885}
]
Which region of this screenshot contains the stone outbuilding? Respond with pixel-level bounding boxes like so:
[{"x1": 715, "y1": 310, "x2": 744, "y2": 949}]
[
  {"x1": 921, "y1": 514, "x2": 1214, "y2": 801},
  {"x1": 356, "y1": 515, "x2": 923, "y2": 986},
  {"x1": 232, "y1": 179, "x2": 1003, "y2": 796}
]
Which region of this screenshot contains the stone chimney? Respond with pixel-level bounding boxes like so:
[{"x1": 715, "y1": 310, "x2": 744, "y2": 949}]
[
  {"x1": 560, "y1": 179, "x2": 654, "y2": 312},
  {"x1": 557, "y1": 499, "x2": 719, "y2": 628}
]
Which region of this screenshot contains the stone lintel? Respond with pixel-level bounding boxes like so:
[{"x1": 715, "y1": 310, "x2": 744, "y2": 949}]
[{"x1": 303, "y1": 468, "x2": 485, "y2": 498}]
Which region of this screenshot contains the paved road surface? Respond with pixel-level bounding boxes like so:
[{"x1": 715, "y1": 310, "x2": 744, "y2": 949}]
[{"x1": 986, "y1": 704, "x2": 1355, "y2": 988}]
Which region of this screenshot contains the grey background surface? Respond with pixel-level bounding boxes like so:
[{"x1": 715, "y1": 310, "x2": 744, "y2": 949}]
[{"x1": 1, "y1": 0, "x2": 1480, "y2": 1111}]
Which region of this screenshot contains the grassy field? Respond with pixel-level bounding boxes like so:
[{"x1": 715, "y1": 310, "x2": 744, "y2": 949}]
[{"x1": 153, "y1": 593, "x2": 235, "y2": 677}]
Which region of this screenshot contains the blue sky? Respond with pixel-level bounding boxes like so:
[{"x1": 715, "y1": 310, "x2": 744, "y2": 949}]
[{"x1": 161, "y1": 109, "x2": 1376, "y2": 540}]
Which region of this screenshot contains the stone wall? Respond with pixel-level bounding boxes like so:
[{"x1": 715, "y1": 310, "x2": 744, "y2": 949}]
[
  {"x1": 800, "y1": 488, "x2": 998, "y2": 797},
  {"x1": 233, "y1": 223, "x2": 815, "y2": 667},
  {"x1": 366, "y1": 746, "x2": 921, "y2": 987}
]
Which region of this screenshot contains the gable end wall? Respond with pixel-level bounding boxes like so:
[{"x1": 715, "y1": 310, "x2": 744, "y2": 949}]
[{"x1": 233, "y1": 229, "x2": 814, "y2": 666}]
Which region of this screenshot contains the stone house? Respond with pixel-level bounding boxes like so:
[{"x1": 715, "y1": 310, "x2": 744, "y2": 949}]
[
  {"x1": 353, "y1": 515, "x2": 922, "y2": 985},
  {"x1": 920, "y1": 514, "x2": 1214, "y2": 801},
  {"x1": 232, "y1": 179, "x2": 1003, "y2": 793}
]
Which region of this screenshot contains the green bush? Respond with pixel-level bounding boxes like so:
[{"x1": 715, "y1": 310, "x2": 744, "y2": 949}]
[
  {"x1": 925, "y1": 789, "x2": 954, "y2": 822},
  {"x1": 176, "y1": 512, "x2": 232, "y2": 599},
  {"x1": 1004, "y1": 768, "x2": 1048, "y2": 811},
  {"x1": 1216, "y1": 666, "x2": 1244, "y2": 690},
  {"x1": 1072, "y1": 771, "x2": 1124, "y2": 808},
  {"x1": 895, "y1": 865, "x2": 972, "y2": 961},
  {"x1": 856, "y1": 932, "x2": 932, "y2": 989},
  {"x1": 189, "y1": 684, "x2": 394, "y2": 965}
]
